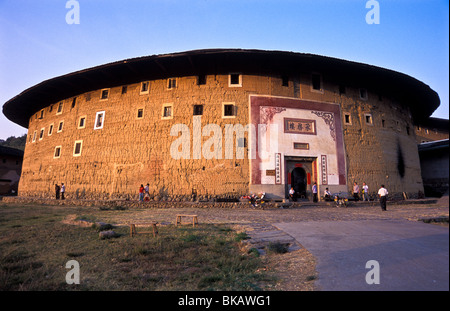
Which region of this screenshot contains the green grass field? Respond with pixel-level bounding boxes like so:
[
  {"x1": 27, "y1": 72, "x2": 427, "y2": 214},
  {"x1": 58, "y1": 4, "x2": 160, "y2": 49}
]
[{"x1": 0, "y1": 203, "x2": 272, "y2": 291}]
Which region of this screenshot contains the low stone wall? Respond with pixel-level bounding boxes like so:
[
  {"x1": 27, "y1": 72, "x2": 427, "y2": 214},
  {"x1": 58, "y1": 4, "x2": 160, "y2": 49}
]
[
  {"x1": 1, "y1": 195, "x2": 437, "y2": 209},
  {"x1": 0, "y1": 196, "x2": 283, "y2": 209}
]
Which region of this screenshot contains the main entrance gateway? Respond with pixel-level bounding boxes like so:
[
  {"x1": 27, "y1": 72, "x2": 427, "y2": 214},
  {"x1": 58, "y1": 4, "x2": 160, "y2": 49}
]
[
  {"x1": 285, "y1": 157, "x2": 317, "y2": 200},
  {"x1": 249, "y1": 95, "x2": 348, "y2": 200}
]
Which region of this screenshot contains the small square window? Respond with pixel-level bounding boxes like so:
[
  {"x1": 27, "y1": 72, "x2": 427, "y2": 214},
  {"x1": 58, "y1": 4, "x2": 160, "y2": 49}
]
[
  {"x1": 224, "y1": 105, "x2": 234, "y2": 116},
  {"x1": 162, "y1": 104, "x2": 173, "y2": 119},
  {"x1": 229, "y1": 74, "x2": 242, "y2": 87},
  {"x1": 359, "y1": 88, "x2": 368, "y2": 100},
  {"x1": 39, "y1": 109, "x2": 44, "y2": 119},
  {"x1": 238, "y1": 138, "x2": 247, "y2": 148},
  {"x1": 312, "y1": 73, "x2": 322, "y2": 91},
  {"x1": 193, "y1": 105, "x2": 203, "y2": 116},
  {"x1": 57, "y1": 102, "x2": 64, "y2": 114},
  {"x1": 49, "y1": 105, "x2": 53, "y2": 113},
  {"x1": 94, "y1": 111, "x2": 105, "y2": 129},
  {"x1": 382, "y1": 119, "x2": 386, "y2": 128},
  {"x1": 282, "y1": 75, "x2": 289, "y2": 87},
  {"x1": 344, "y1": 113, "x2": 352, "y2": 125},
  {"x1": 137, "y1": 108, "x2": 144, "y2": 119},
  {"x1": 140, "y1": 81, "x2": 149, "y2": 94},
  {"x1": 32, "y1": 131, "x2": 37, "y2": 142},
  {"x1": 121, "y1": 86, "x2": 128, "y2": 94},
  {"x1": 57, "y1": 121, "x2": 64, "y2": 133},
  {"x1": 71, "y1": 97, "x2": 77, "y2": 108},
  {"x1": 73, "y1": 140, "x2": 83, "y2": 157},
  {"x1": 164, "y1": 107, "x2": 171, "y2": 117},
  {"x1": 78, "y1": 116, "x2": 86, "y2": 129},
  {"x1": 197, "y1": 75, "x2": 207, "y2": 85},
  {"x1": 54, "y1": 146, "x2": 61, "y2": 159},
  {"x1": 364, "y1": 114, "x2": 373, "y2": 125},
  {"x1": 39, "y1": 128, "x2": 45, "y2": 140},
  {"x1": 222, "y1": 102, "x2": 236, "y2": 118},
  {"x1": 100, "y1": 89, "x2": 109, "y2": 100},
  {"x1": 48, "y1": 124, "x2": 54, "y2": 136},
  {"x1": 167, "y1": 78, "x2": 177, "y2": 89}
]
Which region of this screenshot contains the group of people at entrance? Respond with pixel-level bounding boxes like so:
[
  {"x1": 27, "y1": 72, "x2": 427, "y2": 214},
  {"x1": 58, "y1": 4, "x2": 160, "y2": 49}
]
[
  {"x1": 139, "y1": 183, "x2": 150, "y2": 202},
  {"x1": 289, "y1": 181, "x2": 389, "y2": 211},
  {"x1": 352, "y1": 182, "x2": 370, "y2": 201},
  {"x1": 353, "y1": 181, "x2": 389, "y2": 210},
  {"x1": 289, "y1": 182, "x2": 327, "y2": 203},
  {"x1": 55, "y1": 183, "x2": 65, "y2": 200},
  {"x1": 289, "y1": 182, "x2": 321, "y2": 202}
]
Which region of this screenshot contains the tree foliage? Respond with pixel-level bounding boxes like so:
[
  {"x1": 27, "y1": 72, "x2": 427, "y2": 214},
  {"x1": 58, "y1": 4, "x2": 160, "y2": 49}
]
[{"x1": 0, "y1": 134, "x2": 27, "y2": 151}]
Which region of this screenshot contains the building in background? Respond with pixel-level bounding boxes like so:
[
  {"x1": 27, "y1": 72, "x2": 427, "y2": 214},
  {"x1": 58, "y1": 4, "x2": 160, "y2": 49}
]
[
  {"x1": 418, "y1": 139, "x2": 449, "y2": 197},
  {"x1": 415, "y1": 117, "x2": 449, "y2": 144},
  {"x1": 0, "y1": 145, "x2": 24, "y2": 195}
]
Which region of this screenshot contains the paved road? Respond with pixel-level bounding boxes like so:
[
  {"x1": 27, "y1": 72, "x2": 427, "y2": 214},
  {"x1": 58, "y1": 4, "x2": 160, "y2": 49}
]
[{"x1": 274, "y1": 220, "x2": 449, "y2": 291}]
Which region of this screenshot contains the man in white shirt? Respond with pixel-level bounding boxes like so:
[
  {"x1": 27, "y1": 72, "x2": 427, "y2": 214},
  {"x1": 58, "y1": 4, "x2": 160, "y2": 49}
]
[
  {"x1": 289, "y1": 187, "x2": 296, "y2": 202},
  {"x1": 362, "y1": 182, "x2": 369, "y2": 201},
  {"x1": 324, "y1": 188, "x2": 332, "y2": 201},
  {"x1": 378, "y1": 184, "x2": 388, "y2": 211},
  {"x1": 312, "y1": 182, "x2": 318, "y2": 202},
  {"x1": 61, "y1": 183, "x2": 66, "y2": 200}
]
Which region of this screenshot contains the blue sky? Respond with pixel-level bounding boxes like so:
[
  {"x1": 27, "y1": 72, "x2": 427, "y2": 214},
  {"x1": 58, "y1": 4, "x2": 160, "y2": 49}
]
[{"x1": 0, "y1": 0, "x2": 448, "y2": 139}]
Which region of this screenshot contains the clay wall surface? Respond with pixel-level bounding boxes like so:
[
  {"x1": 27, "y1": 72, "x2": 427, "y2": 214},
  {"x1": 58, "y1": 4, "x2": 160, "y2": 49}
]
[{"x1": 20, "y1": 73, "x2": 423, "y2": 200}]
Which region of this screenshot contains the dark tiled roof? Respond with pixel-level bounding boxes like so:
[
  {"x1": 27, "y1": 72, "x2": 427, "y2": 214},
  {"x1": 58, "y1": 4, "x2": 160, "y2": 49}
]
[
  {"x1": 0, "y1": 145, "x2": 24, "y2": 157},
  {"x1": 2, "y1": 49, "x2": 440, "y2": 128}
]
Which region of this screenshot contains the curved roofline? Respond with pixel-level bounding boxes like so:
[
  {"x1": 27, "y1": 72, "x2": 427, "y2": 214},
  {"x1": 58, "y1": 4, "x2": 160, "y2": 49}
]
[{"x1": 3, "y1": 48, "x2": 440, "y2": 128}]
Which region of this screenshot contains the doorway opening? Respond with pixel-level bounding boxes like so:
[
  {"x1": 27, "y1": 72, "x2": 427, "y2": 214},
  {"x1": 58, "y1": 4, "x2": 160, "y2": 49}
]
[
  {"x1": 291, "y1": 167, "x2": 307, "y2": 199},
  {"x1": 285, "y1": 156, "x2": 317, "y2": 201}
]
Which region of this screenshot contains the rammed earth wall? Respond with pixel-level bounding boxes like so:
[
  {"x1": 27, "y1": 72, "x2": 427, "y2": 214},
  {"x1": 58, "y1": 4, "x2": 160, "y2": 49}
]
[{"x1": 19, "y1": 72, "x2": 423, "y2": 201}]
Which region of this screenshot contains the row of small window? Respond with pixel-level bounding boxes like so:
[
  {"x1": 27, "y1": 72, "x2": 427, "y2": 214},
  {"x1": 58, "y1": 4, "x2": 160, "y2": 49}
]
[
  {"x1": 343, "y1": 113, "x2": 374, "y2": 125},
  {"x1": 100, "y1": 74, "x2": 369, "y2": 100},
  {"x1": 29, "y1": 111, "x2": 105, "y2": 143},
  {"x1": 30, "y1": 102, "x2": 238, "y2": 143},
  {"x1": 296, "y1": 73, "x2": 374, "y2": 100},
  {"x1": 159, "y1": 102, "x2": 237, "y2": 119},
  {"x1": 33, "y1": 98, "x2": 78, "y2": 122},
  {"x1": 343, "y1": 112, "x2": 411, "y2": 134},
  {"x1": 116, "y1": 102, "x2": 236, "y2": 120},
  {"x1": 32, "y1": 75, "x2": 241, "y2": 122},
  {"x1": 33, "y1": 73, "x2": 376, "y2": 124},
  {"x1": 53, "y1": 141, "x2": 83, "y2": 158}
]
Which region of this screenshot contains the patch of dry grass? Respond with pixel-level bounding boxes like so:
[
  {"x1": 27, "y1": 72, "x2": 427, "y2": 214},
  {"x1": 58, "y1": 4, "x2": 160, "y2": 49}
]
[{"x1": 0, "y1": 204, "x2": 272, "y2": 291}]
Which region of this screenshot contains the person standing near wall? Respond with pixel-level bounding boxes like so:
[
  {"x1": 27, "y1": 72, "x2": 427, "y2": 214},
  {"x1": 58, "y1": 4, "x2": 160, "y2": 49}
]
[
  {"x1": 144, "y1": 183, "x2": 150, "y2": 201},
  {"x1": 289, "y1": 187, "x2": 296, "y2": 202},
  {"x1": 139, "y1": 184, "x2": 144, "y2": 202},
  {"x1": 353, "y1": 182, "x2": 360, "y2": 201},
  {"x1": 312, "y1": 182, "x2": 318, "y2": 203},
  {"x1": 60, "y1": 183, "x2": 65, "y2": 200},
  {"x1": 362, "y1": 182, "x2": 369, "y2": 201},
  {"x1": 378, "y1": 185, "x2": 388, "y2": 211}
]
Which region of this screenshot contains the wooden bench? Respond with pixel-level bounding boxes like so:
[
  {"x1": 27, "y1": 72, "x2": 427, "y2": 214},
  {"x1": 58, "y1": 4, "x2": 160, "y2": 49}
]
[
  {"x1": 175, "y1": 214, "x2": 198, "y2": 227},
  {"x1": 130, "y1": 222, "x2": 158, "y2": 237}
]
